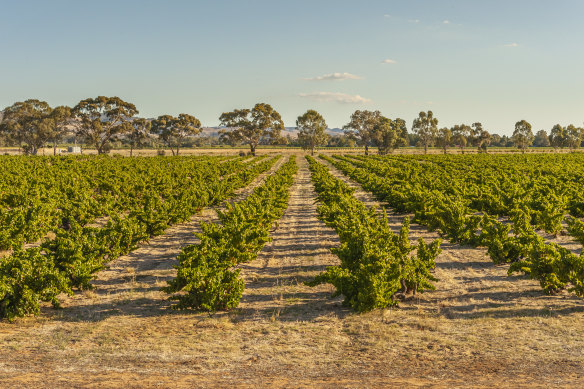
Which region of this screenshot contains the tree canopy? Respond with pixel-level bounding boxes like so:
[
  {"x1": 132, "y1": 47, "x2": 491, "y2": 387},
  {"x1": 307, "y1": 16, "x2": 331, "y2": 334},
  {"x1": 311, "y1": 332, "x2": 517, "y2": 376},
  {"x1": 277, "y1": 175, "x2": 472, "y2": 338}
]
[
  {"x1": 47, "y1": 106, "x2": 72, "y2": 155},
  {"x1": 549, "y1": 124, "x2": 567, "y2": 149},
  {"x1": 533, "y1": 129, "x2": 550, "y2": 147},
  {"x1": 473, "y1": 123, "x2": 491, "y2": 153},
  {"x1": 436, "y1": 127, "x2": 452, "y2": 154},
  {"x1": 565, "y1": 124, "x2": 584, "y2": 151},
  {"x1": 151, "y1": 114, "x2": 201, "y2": 155},
  {"x1": 71, "y1": 96, "x2": 138, "y2": 154},
  {"x1": 451, "y1": 124, "x2": 471, "y2": 153},
  {"x1": 343, "y1": 110, "x2": 382, "y2": 155},
  {"x1": 371, "y1": 116, "x2": 409, "y2": 155},
  {"x1": 126, "y1": 118, "x2": 152, "y2": 156},
  {"x1": 296, "y1": 109, "x2": 328, "y2": 155},
  {"x1": 512, "y1": 120, "x2": 534, "y2": 152},
  {"x1": 0, "y1": 99, "x2": 55, "y2": 155},
  {"x1": 219, "y1": 103, "x2": 284, "y2": 155},
  {"x1": 412, "y1": 111, "x2": 438, "y2": 154}
]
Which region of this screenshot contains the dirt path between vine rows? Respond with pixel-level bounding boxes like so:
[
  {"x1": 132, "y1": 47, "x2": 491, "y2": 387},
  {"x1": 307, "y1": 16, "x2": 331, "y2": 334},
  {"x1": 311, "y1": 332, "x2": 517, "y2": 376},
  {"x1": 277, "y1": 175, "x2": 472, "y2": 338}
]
[
  {"x1": 319, "y1": 155, "x2": 584, "y2": 383},
  {"x1": 53, "y1": 155, "x2": 288, "y2": 320},
  {"x1": 236, "y1": 155, "x2": 341, "y2": 321},
  {"x1": 1, "y1": 153, "x2": 584, "y2": 388}
]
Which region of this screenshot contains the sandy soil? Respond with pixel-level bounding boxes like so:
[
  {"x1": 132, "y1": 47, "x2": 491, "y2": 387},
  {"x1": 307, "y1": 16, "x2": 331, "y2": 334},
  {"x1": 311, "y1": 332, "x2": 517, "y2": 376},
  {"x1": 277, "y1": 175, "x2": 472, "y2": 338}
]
[
  {"x1": 1, "y1": 153, "x2": 583, "y2": 388},
  {"x1": 52, "y1": 155, "x2": 288, "y2": 320}
]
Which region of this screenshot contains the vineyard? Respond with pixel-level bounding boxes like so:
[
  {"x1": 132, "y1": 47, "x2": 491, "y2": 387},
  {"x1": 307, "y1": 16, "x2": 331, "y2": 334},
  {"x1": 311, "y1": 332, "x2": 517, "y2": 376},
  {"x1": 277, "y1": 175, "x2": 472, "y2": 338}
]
[{"x1": 1, "y1": 151, "x2": 584, "y2": 387}]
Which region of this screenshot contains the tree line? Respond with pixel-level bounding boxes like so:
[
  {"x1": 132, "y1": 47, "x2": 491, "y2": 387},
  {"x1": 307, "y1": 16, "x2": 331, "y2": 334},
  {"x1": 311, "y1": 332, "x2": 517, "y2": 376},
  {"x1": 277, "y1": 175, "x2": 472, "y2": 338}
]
[{"x1": 1, "y1": 97, "x2": 583, "y2": 155}]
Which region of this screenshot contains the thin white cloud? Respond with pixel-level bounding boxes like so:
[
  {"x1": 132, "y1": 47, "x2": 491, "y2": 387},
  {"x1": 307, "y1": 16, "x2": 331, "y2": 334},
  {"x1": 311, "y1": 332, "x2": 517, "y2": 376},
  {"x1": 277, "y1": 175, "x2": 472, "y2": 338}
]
[
  {"x1": 304, "y1": 72, "x2": 362, "y2": 81},
  {"x1": 382, "y1": 59, "x2": 397, "y2": 64},
  {"x1": 298, "y1": 92, "x2": 371, "y2": 104},
  {"x1": 504, "y1": 43, "x2": 519, "y2": 47},
  {"x1": 443, "y1": 20, "x2": 450, "y2": 24},
  {"x1": 384, "y1": 14, "x2": 391, "y2": 18},
  {"x1": 408, "y1": 19, "x2": 420, "y2": 23}
]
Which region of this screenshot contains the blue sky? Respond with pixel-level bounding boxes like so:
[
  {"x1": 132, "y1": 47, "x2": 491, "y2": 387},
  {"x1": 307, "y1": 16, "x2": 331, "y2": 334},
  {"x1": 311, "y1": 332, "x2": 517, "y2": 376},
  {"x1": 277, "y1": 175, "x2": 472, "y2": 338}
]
[{"x1": 1, "y1": 0, "x2": 583, "y2": 134}]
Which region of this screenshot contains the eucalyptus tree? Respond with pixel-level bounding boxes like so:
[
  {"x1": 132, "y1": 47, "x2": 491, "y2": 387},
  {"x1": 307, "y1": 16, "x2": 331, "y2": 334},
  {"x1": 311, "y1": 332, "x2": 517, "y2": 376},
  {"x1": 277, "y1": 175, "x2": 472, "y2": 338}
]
[
  {"x1": 469, "y1": 122, "x2": 491, "y2": 152},
  {"x1": 372, "y1": 116, "x2": 409, "y2": 155},
  {"x1": 392, "y1": 118, "x2": 409, "y2": 152},
  {"x1": 476, "y1": 130, "x2": 491, "y2": 153},
  {"x1": 450, "y1": 124, "x2": 471, "y2": 154},
  {"x1": 72, "y1": 96, "x2": 138, "y2": 154},
  {"x1": 533, "y1": 129, "x2": 550, "y2": 147},
  {"x1": 435, "y1": 127, "x2": 452, "y2": 154},
  {"x1": 412, "y1": 111, "x2": 438, "y2": 154},
  {"x1": 343, "y1": 110, "x2": 382, "y2": 155},
  {"x1": 151, "y1": 114, "x2": 201, "y2": 156},
  {"x1": 0, "y1": 99, "x2": 54, "y2": 155},
  {"x1": 219, "y1": 103, "x2": 284, "y2": 156},
  {"x1": 512, "y1": 120, "x2": 534, "y2": 152},
  {"x1": 296, "y1": 109, "x2": 328, "y2": 155},
  {"x1": 127, "y1": 118, "x2": 152, "y2": 156},
  {"x1": 549, "y1": 124, "x2": 567, "y2": 150},
  {"x1": 469, "y1": 122, "x2": 480, "y2": 145},
  {"x1": 47, "y1": 106, "x2": 72, "y2": 155},
  {"x1": 469, "y1": 123, "x2": 491, "y2": 153},
  {"x1": 565, "y1": 124, "x2": 584, "y2": 151}
]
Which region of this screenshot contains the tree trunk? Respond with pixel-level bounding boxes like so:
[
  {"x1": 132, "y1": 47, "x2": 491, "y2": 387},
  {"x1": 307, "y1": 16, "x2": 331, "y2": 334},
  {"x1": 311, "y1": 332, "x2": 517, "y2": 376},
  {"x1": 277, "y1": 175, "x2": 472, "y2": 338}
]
[
  {"x1": 364, "y1": 144, "x2": 369, "y2": 155},
  {"x1": 424, "y1": 143, "x2": 428, "y2": 154},
  {"x1": 130, "y1": 146, "x2": 133, "y2": 157},
  {"x1": 176, "y1": 145, "x2": 180, "y2": 156},
  {"x1": 311, "y1": 147, "x2": 314, "y2": 156},
  {"x1": 250, "y1": 144, "x2": 256, "y2": 156}
]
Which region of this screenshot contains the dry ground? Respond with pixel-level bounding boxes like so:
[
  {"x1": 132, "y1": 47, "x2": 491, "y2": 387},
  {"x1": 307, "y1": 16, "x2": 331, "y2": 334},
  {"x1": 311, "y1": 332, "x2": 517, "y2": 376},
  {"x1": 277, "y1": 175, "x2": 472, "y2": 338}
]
[
  {"x1": 1, "y1": 153, "x2": 584, "y2": 388},
  {"x1": 2, "y1": 146, "x2": 579, "y2": 157}
]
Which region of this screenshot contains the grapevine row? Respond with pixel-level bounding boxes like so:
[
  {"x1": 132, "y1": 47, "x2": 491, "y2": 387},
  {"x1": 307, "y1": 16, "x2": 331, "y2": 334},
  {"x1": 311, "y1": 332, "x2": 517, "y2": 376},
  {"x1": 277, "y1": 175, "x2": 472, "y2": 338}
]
[
  {"x1": 0, "y1": 155, "x2": 279, "y2": 320},
  {"x1": 305, "y1": 156, "x2": 442, "y2": 312},
  {"x1": 324, "y1": 154, "x2": 584, "y2": 296},
  {"x1": 0, "y1": 155, "x2": 259, "y2": 251},
  {"x1": 163, "y1": 156, "x2": 298, "y2": 312}
]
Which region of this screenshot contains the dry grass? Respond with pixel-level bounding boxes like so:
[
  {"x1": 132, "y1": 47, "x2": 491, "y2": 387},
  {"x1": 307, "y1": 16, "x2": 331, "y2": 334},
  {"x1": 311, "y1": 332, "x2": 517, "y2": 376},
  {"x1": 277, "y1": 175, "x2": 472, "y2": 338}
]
[{"x1": 1, "y1": 153, "x2": 584, "y2": 388}]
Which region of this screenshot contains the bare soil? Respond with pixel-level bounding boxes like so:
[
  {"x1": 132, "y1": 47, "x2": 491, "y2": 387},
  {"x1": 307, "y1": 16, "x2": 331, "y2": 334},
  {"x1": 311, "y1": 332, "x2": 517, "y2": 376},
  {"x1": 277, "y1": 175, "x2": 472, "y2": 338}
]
[{"x1": 1, "y1": 152, "x2": 583, "y2": 388}]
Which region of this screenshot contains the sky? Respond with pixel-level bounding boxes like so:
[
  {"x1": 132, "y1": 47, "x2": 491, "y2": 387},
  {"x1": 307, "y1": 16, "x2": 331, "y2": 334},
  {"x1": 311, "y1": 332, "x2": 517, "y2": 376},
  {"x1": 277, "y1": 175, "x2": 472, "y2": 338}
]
[{"x1": 1, "y1": 0, "x2": 583, "y2": 135}]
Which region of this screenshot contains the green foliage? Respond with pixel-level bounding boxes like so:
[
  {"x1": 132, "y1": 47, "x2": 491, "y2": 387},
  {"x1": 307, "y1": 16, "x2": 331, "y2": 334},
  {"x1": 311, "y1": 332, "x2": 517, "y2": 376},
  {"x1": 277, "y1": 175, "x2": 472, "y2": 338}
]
[
  {"x1": 296, "y1": 109, "x2": 328, "y2": 155},
  {"x1": 567, "y1": 217, "x2": 584, "y2": 245},
  {"x1": 126, "y1": 118, "x2": 151, "y2": 156},
  {"x1": 218, "y1": 103, "x2": 285, "y2": 155},
  {"x1": 343, "y1": 110, "x2": 383, "y2": 155},
  {"x1": 0, "y1": 154, "x2": 278, "y2": 320},
  {"x1": 150, "y1": 114, "x2": 202, "y2": 156},
  {"x1": 165, "y1": 237, "x2": 245, "y2": 312},
  {"x1": 371, "y1": 117, "x2": 409, "y2": 155},
  {"x1": 412, "y1": 111, "x2": 438, "y2": 154},
  {"x1": 324, "y1": 152, "x2": 584, "y2": 297},
  {"x1": 0, "y1": 100, "x2": 71, "y2": 155},
  {"x1": 0, "y1": 248, "x2": 70, "y2": 321},
  {"x1": 72, "y1": 96, "x2": 138, "y2": 154},
  {"x1": 512, "y1": 120, "x2": 534, "y2": 151},
  {"x1": 164, "y1": 156, "x2": 297, "y2": 313},
  {"x1": 306, "y1": 156, "x2": 441, "y2": 312}
]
